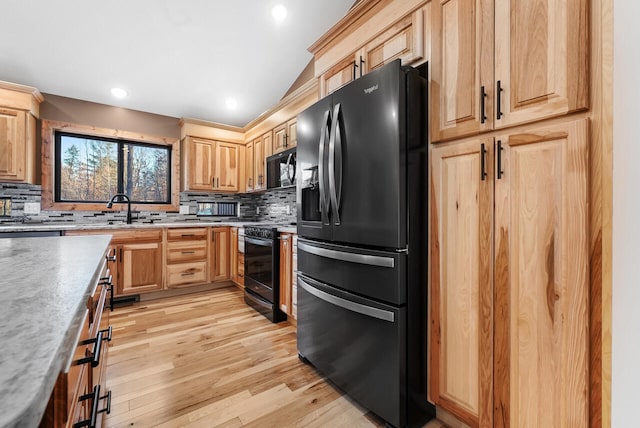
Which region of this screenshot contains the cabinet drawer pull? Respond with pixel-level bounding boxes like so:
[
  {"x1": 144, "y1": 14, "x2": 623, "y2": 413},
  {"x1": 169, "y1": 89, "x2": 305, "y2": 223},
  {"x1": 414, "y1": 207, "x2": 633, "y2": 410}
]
[
  {"x1": 75, "y1": 331, "x2": 104, "y2": 368},
  {"x1": 497, "y1": 140, "x2": 504, "y2": 179},
  {"x1": 181, "y1": 251, "x2": 195, "y2": 254},
  {"x1": 181, "y1": 234, "x2": 195, "y2": 237},
  {"x1": 105, "y1": 249, "x2": 116, "y2": 262},
  {"x1": 480, "y1": 143, "x2": 488, "y2": 181},
  {"x1": 480, "y1": 86, "x2": 487, "y2": 124},
  {"x1": 73, "y1": 385, "x2": 111, "y2": 428},
  {"x1": 99, "y1": 274, "x2": 112, "y2": 286},
  {"x1": 496, "y1": 80, "x2": 504, "y2": 120}
]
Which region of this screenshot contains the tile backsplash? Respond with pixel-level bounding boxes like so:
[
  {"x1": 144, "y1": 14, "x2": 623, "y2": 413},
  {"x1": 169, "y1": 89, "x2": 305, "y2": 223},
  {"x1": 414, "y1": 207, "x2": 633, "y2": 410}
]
[{"x1": 0, "y1": 183, "x2": 296, "y2": 225}]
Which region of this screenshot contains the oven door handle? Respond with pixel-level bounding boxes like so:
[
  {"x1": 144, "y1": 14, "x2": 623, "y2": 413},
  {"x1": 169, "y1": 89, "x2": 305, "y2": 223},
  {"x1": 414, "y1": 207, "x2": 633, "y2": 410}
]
[
  {"x1": 298, "y1": 276, "x2": 395, "y2": 322},
  {"x1": 245, "y1": 237, "x2": 273, "y2": 247},
  {"x1": 298, "y1": 241, "x2": 395, "y2": 268}
]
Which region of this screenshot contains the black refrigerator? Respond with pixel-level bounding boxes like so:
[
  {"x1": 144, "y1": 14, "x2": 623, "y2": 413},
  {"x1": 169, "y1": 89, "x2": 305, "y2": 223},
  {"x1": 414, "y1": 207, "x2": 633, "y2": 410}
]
[{"x1": 296, "y1": 59, "x2": 433, "y2": 428}]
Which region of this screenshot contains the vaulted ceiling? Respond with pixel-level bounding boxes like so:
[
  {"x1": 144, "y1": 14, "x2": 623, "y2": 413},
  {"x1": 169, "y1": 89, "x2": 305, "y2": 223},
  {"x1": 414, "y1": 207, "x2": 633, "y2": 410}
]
[{"x1": 0, "y1": 0, "x2": 355, "y2": 127}]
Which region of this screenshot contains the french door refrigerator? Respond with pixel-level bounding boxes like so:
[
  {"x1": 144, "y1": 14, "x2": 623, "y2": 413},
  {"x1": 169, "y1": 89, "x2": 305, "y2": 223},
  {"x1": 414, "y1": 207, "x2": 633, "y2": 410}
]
[{"x1": 296, "y1": 59, "x2": 433, "y2": 428}]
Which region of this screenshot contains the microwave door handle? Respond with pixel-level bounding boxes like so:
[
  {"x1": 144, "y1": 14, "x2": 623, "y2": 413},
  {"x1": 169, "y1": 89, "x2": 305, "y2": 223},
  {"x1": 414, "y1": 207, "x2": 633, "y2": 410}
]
[
  {"x1": 328, "y1": 103, "x2": 341, "y2": 225},
  {"x1": 285, "y1": 153, "x2": 293, "y2": 183},
  {"x1": 318, "y1": 109, "x2": 331, "y2": 225}
]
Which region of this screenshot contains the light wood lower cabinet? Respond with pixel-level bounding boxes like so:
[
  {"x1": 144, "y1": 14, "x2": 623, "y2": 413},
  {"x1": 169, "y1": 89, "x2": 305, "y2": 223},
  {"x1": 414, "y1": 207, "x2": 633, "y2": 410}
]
[
  {"x1": 166, "y1": 228, "x2": 209, "y2": 288},
  {"x1": 279, "y1": 232, "x2": 297, "y2": 319},
  {"x1": 230, "y1": 227, "x2": 245, "y2": 289},
  {"x1": 429, "y1": 118, "x2": 589, "y2": 427},
  {"x1": 67, "y1": 229, "x2": 163, "y2": 296},
  {"x1": 210, "y1": 227, "x2": 230, "y2": 282}
]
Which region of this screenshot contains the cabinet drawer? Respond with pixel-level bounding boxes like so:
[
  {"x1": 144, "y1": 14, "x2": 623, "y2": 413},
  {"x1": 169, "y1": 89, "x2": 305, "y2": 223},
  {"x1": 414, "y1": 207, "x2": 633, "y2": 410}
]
[
  {"x1": 167, "y1": 240, "x2": 207, "y2": 262},
  {"x1": 167, "y1": 228, "x2": 207, "y2": 241},
  {"x1": 167, "y1": 261, "x2": 208, "y2": 287}
]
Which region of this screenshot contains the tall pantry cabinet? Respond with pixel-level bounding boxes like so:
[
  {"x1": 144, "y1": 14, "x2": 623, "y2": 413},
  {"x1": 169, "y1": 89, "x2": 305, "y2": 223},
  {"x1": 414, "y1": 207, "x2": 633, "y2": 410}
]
[{"x1": 429, "y1": 118, "x2": 589, "y2": 427}]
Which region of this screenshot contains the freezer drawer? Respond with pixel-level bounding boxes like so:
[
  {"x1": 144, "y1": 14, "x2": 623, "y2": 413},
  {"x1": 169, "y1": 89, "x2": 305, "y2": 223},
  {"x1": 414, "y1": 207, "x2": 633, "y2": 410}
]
[
  {"x1": 297, "y1": 273, "x2": 406, "y2": 427},
  {"x1": 297, "y1": 238, "x2": 407, "y2": 305}
]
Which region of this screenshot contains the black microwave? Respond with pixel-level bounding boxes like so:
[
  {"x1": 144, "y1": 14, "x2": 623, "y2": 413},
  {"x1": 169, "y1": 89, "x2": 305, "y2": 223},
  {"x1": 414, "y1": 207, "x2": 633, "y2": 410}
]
[{"x1": 266, "y1": 147, "x2": 296, "y2": 189}]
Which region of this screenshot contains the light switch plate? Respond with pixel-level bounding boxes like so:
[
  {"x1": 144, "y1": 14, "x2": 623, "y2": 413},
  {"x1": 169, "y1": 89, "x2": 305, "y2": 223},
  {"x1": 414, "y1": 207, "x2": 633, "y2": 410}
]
[
  {"x1": 179, "y1": 205, "x2": 190, "y2": 215},
  {"x1": 24, "y1": 202, "x2": 41, "y2": 215}
]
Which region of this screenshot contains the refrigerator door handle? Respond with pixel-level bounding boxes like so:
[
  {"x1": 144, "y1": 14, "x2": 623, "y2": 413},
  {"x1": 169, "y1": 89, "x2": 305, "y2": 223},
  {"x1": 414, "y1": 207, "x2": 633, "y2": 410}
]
[
  {"x1": 328, "y1": 103, "x2": 342, "y2": 225},
  {"x1": 298, "y1": 276, "x2": 395, "y2": 322},
  {"x1": 298, "y1": 241, "x2": 395, "y2": 268},
  {"x1": 318, "y1": 109, "x2": 331, "y2": 225}
]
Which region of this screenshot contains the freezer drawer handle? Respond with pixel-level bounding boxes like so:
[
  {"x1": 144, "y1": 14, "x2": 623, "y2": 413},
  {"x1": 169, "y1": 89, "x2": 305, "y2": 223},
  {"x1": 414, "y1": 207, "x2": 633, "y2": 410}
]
[
  {"x1": 298, "y1": 277, "x2": 395, "y2": 322},
  {"x1": 298, "y1": 241, "x2": 394, "y2": 268}
]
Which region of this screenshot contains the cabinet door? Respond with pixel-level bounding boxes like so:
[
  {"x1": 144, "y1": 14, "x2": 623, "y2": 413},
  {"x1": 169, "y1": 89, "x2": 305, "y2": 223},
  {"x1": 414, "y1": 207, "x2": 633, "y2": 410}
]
[
  {"x1": 262, "y1": 131, "x2": 273, "y2": 158},
  {"x1": 279, "y1": 234, "x2": 292, "y2": 314},
  {"x1": 186, "y1": 137, "x2": 215, "y2": 191},
  {"x1": 430, "y1": 137, "x2": 494, "y2": 427},
  {"x1": 494, "y1": 0, "x2": 588, "y2": 128},
  {"x1": 320, "y1": 54, "x2": 359, "y2": 97},
  {"x1": 0, "y1": 107, "x2": 26, "y2": 181},
  {"x1": 119, "y1": 241, "x2": 163, "y2": 294},
  {"x1": 254, "y1": 136, "x2": 266, "y2": 191},
  {"x1": 493, "y1": 118, "x2": 589, "y2": 427},
  {"x1": 211, "y1": 227, "x2": 230, "y2": 282},
  {"x1": 273, "y1": 122, "x2": 288, "y2": 154},
  {"x1": 364, "y1": 9, "x2": 424, "y2": 73},
  {"x1": 213, "y1": 142, "x2": 239, "y2": 192},
  {"x1": 431, "y1": 0, "x2": 494, "y2": 142},
  {"x1": 230, "y1": 227, "x2": 239, "y2": 284},
  {"x1": 245, "y1": 140, "x2": 254, "y2": 192},
  {"x1": 286, "y1": 119, "x2": 297, "y2": 149}
]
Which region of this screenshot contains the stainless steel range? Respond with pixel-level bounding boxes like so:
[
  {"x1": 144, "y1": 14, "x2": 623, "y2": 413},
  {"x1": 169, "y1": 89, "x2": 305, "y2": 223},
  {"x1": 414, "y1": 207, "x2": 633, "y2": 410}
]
[{"x1": 243, "y1": 225, "x2": 286, "y2": 322}]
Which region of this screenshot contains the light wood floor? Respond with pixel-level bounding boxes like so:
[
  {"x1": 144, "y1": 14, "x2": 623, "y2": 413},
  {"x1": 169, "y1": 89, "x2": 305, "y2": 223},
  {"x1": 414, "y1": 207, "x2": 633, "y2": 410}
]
[{"x1": 105, "y1": 286, "x2": 446, "y2": 428}]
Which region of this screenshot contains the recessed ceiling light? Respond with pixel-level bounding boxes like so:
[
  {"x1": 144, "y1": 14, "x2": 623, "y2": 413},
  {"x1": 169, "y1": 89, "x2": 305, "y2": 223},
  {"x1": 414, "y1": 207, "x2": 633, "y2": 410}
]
[
  {"x1": 272, "y1": 4, "x2": 287, "y2": 21},
  {"x1": 111, "y1": 87, "x2": 127, "y2": 98},
  {"x1": 226, "y1": 98, "x2": 238, "y2": 110}
]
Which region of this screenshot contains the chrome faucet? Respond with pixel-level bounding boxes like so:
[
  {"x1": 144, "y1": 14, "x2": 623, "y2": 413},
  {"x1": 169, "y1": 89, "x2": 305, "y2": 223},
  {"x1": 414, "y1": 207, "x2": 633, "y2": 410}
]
[{"x1": 106, "y1": 194, "x2": 132, "y2": 224}]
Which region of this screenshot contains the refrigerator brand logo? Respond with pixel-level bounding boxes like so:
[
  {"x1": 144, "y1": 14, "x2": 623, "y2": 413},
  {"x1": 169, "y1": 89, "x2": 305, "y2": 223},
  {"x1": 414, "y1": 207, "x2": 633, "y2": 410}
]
[{"x1": 364, "y1": 84, "x2": 379, "y2": 94}]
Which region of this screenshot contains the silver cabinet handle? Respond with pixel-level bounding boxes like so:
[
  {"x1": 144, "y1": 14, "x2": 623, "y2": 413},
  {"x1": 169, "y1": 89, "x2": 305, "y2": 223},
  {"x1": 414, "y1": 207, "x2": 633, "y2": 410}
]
[
  {"x1": 298, "y1": 276, "x2": 394, "y2": 322},
  {"x1": 298, "y1": 241, "x2": 394, "y2": 268}
]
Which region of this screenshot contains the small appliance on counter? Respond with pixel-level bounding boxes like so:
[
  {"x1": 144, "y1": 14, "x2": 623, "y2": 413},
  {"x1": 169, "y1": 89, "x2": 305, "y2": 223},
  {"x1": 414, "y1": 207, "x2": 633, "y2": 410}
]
[
  {"x1": 266, "y1": 147, "x2": 296, "y2": 189},
  {"x1": 243, "y1": 225, "x2": 286, "y2": 322}
]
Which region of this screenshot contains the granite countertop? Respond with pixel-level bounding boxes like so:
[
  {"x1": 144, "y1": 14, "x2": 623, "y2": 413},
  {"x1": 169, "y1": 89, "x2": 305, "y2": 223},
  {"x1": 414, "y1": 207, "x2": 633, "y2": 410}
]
[
  {"x1": 0, "y1": 221, "x2": 298, "y2": 234},
  {"x1": 0, "y1": 235, "x2": 112, "y2": 428}
]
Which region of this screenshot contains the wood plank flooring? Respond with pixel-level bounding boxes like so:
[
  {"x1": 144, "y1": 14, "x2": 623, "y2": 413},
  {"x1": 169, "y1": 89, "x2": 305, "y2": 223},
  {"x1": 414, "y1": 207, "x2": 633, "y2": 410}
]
[{"x1": 105, "y1": 286, "x2": 446, "y2": 428}]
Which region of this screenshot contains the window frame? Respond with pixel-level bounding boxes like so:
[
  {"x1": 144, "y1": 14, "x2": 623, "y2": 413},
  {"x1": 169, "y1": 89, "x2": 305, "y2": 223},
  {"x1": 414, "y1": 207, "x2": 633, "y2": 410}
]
[
  {"x1": 41, "y1": 120, "x2": 180, "y2": 212},
  {"x1": 54, "y1": 130, "x2": 172, "y2": 205}
]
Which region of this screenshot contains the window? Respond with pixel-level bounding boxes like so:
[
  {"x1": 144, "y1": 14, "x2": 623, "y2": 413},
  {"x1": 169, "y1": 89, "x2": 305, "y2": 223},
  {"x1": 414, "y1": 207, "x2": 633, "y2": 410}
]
[{"x1": 55, "y1": 131, "x2": 171, "y2": 204}]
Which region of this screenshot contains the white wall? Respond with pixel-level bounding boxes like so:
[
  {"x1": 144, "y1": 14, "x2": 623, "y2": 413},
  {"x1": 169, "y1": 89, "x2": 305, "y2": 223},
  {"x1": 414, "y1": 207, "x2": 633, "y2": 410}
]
[{"x1": 612, "y1": 1, "x2": 640, "y2": 425}]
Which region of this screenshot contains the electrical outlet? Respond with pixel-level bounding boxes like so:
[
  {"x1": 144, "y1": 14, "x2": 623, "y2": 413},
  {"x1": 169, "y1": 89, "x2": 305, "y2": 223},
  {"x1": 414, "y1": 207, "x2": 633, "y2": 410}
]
[
  {"x1": 23, "y1": 202, "x2": 41, "y2": 215},
  {"x1": 179, "y1": 205, "x2": 190, "y2": 215},
  {"x1": 286, "y1": 205, "x2": 291, "y2": 215},
  {"x1": 257, "y1": 206, "x2": 261, "y2": 215}
]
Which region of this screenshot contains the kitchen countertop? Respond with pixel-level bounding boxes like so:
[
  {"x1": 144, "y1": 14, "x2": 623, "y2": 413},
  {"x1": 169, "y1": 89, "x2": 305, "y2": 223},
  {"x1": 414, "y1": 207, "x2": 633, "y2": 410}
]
[
  {"x1": 0, "y1": 221, "x2": 298, "y2": 234},
  {"x1": 0, "y1": 235, "x2": 112, "y2": 428}
]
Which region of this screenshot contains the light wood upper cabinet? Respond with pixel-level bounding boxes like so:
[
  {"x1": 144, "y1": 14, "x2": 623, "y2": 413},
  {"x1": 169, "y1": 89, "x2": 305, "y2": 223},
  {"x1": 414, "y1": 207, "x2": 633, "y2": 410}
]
[
  {"x1": 364, "y1": 9, "x2": 424, "y2": 73},
  {"x1": 185, "y1": 137, "x2": 215, "y2": 190},
  {"x1": 254, "y1": 136, "x2": 266, "y2": 191},
  {"x1": 182, "y1": 136, "x2": 239, "y2": 192},
  {"x1": 273, "y1": 118, "x2": 297, "y2": 154},
  {"x1": 318, "y1": 7, "x2": 425, "y2": 97},
  {"x1": 431, "y1": 0, "x2": 494, "y2": 142},
  {"x1": 431, "y1": 0, "x2": 588, "y2": 142},
  {"x1": 245, "y1": 140, "x2": 254, "y2": 192},
  {"x1": 0, "y1": 82, "x2": 42, "y2": 183},
  {"x1": 430, "y1": 118, "x2": 589, "y2": 427},
  {"x1": 213, "y1": 141, "x2": 239, "y2": 192}
]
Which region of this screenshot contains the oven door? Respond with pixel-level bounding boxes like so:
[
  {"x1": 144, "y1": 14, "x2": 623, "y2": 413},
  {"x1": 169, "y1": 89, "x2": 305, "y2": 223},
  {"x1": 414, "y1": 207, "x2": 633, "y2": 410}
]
[
  {"x1": 297, "y1": 273, "x2": 406, "y2": 427},
  {"x1": 244, "y1": 236, "x2": 275, "y2": 301}
]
